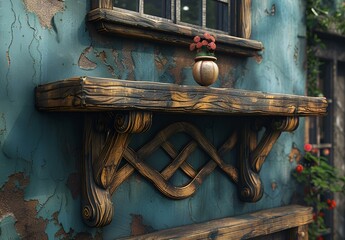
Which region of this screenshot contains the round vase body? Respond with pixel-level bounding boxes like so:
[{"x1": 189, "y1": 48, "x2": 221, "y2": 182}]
[{"x1": 192, "y1": 56, "x2": 219, "y2": 86}]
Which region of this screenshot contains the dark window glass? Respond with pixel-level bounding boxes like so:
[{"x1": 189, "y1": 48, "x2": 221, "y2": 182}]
[
  {"x1": 206, "y1": 0, "x2": 228, "y2": 31},
  {"x1": 181, "y1": 0, "x2": 202, "y2": 26},
  {"x1": 113, "y1": 0, "x2": 139, "y2": 12},
  {"x1": 144, "y1": 0, "x2": 171, "y2": 19}
]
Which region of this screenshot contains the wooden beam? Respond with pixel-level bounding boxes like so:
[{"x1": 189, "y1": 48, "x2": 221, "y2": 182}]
[
  {"x1": 35, "y1": 76, "x2": 328, "y2": 117},
  {"x1": 120, "y1": 205, "x2": 312, "y2": 240}
]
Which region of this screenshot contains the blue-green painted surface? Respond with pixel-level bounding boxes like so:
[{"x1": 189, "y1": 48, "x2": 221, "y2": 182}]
[
  {"x1": 0, "y1": 215, "x2": 21, "y2": 240},
  {"x1": 0, "y1": 0, "x2": 306, "y2": 239}
]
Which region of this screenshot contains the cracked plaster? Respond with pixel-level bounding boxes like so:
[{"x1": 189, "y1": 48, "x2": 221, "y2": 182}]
[{"x1": 22, "y1": 0, "x2": 64, "y2": 29}]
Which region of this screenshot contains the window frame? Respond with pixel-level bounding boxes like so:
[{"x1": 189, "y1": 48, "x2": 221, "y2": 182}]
[{"x1": 89, "y1": 0, "x2": 263, "y2": 57}]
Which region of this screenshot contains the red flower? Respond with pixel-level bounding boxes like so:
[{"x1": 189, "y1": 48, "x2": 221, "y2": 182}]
[
  {"x1": 209, "y1": 35, "x2": 216, "y2": 42},
  {"x1": 311, "y1": 148, "x2": 319, "y2": 154},
  {"x1": 196, "y1": 42, "x2": 203, "y2": 49},
  {"x1": 204, "y1": 32, "x2": 211, "y2": 40},
  {"x1": 322, "y1": 148, "x2": 330, "y2": 156},
  {"x1": 208, "y1": 42, "x2": 216, "y2": 50},
  {"x1": 304, "y1": 143, "x2": 313, "y2": 152},
  {"x1": 201, "y1": 40, "x2": 208, "y2": 46},
  {"x1": 327, "y1": 199, "x2": 336, "y2": 209},
  {"x1": 296, "y1": 164, "x2": 304, "y2": 173},
  {"x1": 189, "y1": 43, "x2": 196, "y2": 51},
  {"x1": 316, "y1": 236, "x2": 324, "y2": 240},
  {"x1": 319, "y1": 212, "x2": 325, "y2": 218},
  {"x1": 193, "y1": 35, "x2": 201, "y2": 43}
]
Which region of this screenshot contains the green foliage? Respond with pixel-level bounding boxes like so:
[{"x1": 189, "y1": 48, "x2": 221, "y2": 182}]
[
  {"x1": 293, "y1": 151, "x2": 345, "y2": 239},
  {"x1": 306, "y1": 0, "x2": 345, "y2": 96}
]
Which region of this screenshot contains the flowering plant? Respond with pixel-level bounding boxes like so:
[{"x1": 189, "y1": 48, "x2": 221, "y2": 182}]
[
  {"x1": 293, "y1": 143, "x2": 345, "y2": 240},
  {"x1": 189, "y1": 32, "x2": 216, "y2": 57}
]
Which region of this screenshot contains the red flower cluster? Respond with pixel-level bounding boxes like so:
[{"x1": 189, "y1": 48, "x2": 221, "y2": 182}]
[
  {"x1": 316, "y1": 236, "x2": 324, "y2": 240},
  {"x1": 296, "y1": 164, "x2": 304, "y2": 173},
  {"x1": 327, "y1": 199, "x2": 336, "y2": 209},
  {"x1": 190, "y1": 32, "x2": 216, "y2": 53}
]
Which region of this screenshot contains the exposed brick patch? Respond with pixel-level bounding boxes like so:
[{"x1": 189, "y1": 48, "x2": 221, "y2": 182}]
[
  {"x1": 22, "y1": 0, "x2": 64, "y2": 29},
  {"x1": 0, "y1": 173, "x2": 48, "y2": 240}
]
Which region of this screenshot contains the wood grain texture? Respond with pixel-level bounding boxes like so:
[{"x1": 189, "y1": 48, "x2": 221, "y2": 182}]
[
  {"x1": 88, "y1": 8, "x2": 263, "y2": 57},
  {"x1": 90, "y1": 0, "x2": 112, "y2": 9},
  {"x1": 120, "y1": 205, "x2": 313, "y2": 240},
  {"x1": 35, "y1": 76, "x2": 328, "y2": 117},
  {"x1": 82, "y1": 115, "x2": 114, "y2": 227},
  {"x1": 239, "y1": 0, "x2": 252, "y2": 39}
]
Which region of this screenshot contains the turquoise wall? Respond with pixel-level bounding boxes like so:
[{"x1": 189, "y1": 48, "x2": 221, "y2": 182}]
[{"x1": 0, "y1": 0, "x2": 306, "y2": 239}]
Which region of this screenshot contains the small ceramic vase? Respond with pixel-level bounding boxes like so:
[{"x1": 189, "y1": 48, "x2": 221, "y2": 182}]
[{"x1": 192, "y1": 56, "x2": 219, "y2": 86}]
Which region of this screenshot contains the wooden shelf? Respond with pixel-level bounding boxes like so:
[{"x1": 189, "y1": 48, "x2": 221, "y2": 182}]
[
  {"x1": 35, "y1": 76, "x2": 327, "y2": 116},
  {"x1": 120, "y1": 205, "x2": 313, "y2": 240},
  {"x1": 35, "y1": 77, "x2": 327, "y2": 228}
]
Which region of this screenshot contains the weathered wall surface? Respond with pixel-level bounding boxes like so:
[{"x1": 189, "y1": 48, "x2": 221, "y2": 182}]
[{"x1": 0, "y1": 0, "x2": 306, "y2": 239}]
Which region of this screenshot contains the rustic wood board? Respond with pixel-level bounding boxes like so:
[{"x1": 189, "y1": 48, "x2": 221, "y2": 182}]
[
  {"x1": 120, "y1": 205, "x2": 312, "y2": 240},
  {"x1": 35, "y1": 76, "x2": 327, "y2": 116}
]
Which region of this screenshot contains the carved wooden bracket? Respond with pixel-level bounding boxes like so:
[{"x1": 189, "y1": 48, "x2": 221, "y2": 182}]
[{"x1": 35, "y1": 77, "x2": 327, "y2": 227}]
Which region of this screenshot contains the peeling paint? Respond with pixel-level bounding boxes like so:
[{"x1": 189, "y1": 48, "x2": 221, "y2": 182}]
[
  {"x1": 289, "y1": 146, "x2": 302, "y2": 163},
  {"x1": 52, "y1": 212, "x2": 102, "y2": 239},
  {"x1": 6, "y1": 51, "x2": 10, "y2": 66},
  {"x1": 0, "y1": 214, "x2": 21, "y2": 239},
  {"x1": 22, "y1": 0, "x2": 64, "y2": 29},
  {"x1": 0, "y1": 113, "x2": 6, "y2": 136},
  {"x1": 95, "y1": 50, "x2": 115, "y2": 75},
  {"x1": 0, "y1": 173, "x2": 48, "y2": 239},
  {"x1": 265, "y1": 4, "x2": 276, "y2": 16},
  {"x1": 254, "y1": 54, "x2": 263, "y2": 64},
  {"x1": 78, "y1": 46, "x2": 97, "y2": 70},
  {"x1": 130, "y1": 214, "x2": 154, "y2": 236},
  {"x1": 294, "y1": 45, "x2": 299, "y2": 64}
]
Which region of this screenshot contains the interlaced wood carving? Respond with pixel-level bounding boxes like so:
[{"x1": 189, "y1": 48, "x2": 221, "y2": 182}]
[
  {"x1": 81, "y1": 111, "x2": 299, "y2": 227},
  {"x1": 35, "y1": 77, "x2": 327, "y2": 228}
]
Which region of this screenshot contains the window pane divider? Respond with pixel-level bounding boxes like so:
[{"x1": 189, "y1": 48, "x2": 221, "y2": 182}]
[
  {"x1": 202, "y1": 0, "x2": 207, "y2": 28},
  {"x1": 139, "y1": 0, "x2": 144, "y2": 15}
]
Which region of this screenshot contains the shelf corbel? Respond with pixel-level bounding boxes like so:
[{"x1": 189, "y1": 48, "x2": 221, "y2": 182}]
[
  {"x1": 82, "y1": 111, "x2": 152, "y2": 226},
  {"x1": 35, "y1": 76, "x2": 327, "y2": 227}
]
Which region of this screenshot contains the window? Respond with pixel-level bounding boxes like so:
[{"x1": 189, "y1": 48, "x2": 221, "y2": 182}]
[
  {"x1": 112, "y1": 0, "x2": 234, "y2": 35},
  {"x1": 89, "y1": 0, "x2": 263, "y2": 56}
]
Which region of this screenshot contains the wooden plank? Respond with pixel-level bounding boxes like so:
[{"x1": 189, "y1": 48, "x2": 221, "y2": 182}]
[
  {"x1": 239, "y1": 0, "x2": 252, "y2": 39},
  {"x1": 90, "y1": 0, "x2": 112, "y2": 9},
  {"x1": 35, "y1": 76, "x2": 328, "y2": 116},
  {"x1": 87, "y1": 8, "x2": 263, "y2": 57},
  {"x1": 119, "y1": 205, "x2": 312, "y2": 240}
]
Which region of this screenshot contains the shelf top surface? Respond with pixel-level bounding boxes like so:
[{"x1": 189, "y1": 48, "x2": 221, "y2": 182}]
[{"x1": 35, "y1": 76, "x2": 328, "y2": 117}]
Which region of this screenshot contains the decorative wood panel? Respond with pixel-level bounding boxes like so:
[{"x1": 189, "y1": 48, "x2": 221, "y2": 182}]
[
  {"x1": 119, "y1": 205, "x2": 313, "y2": 239},
  {"x1": 35, "y1": 77, "x2": 327, "y2": 228}
]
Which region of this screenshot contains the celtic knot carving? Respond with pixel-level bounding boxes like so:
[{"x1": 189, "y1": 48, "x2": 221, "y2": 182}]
[{"x1": 81, "y1": 112, "x2": 299, "y2": 227}]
